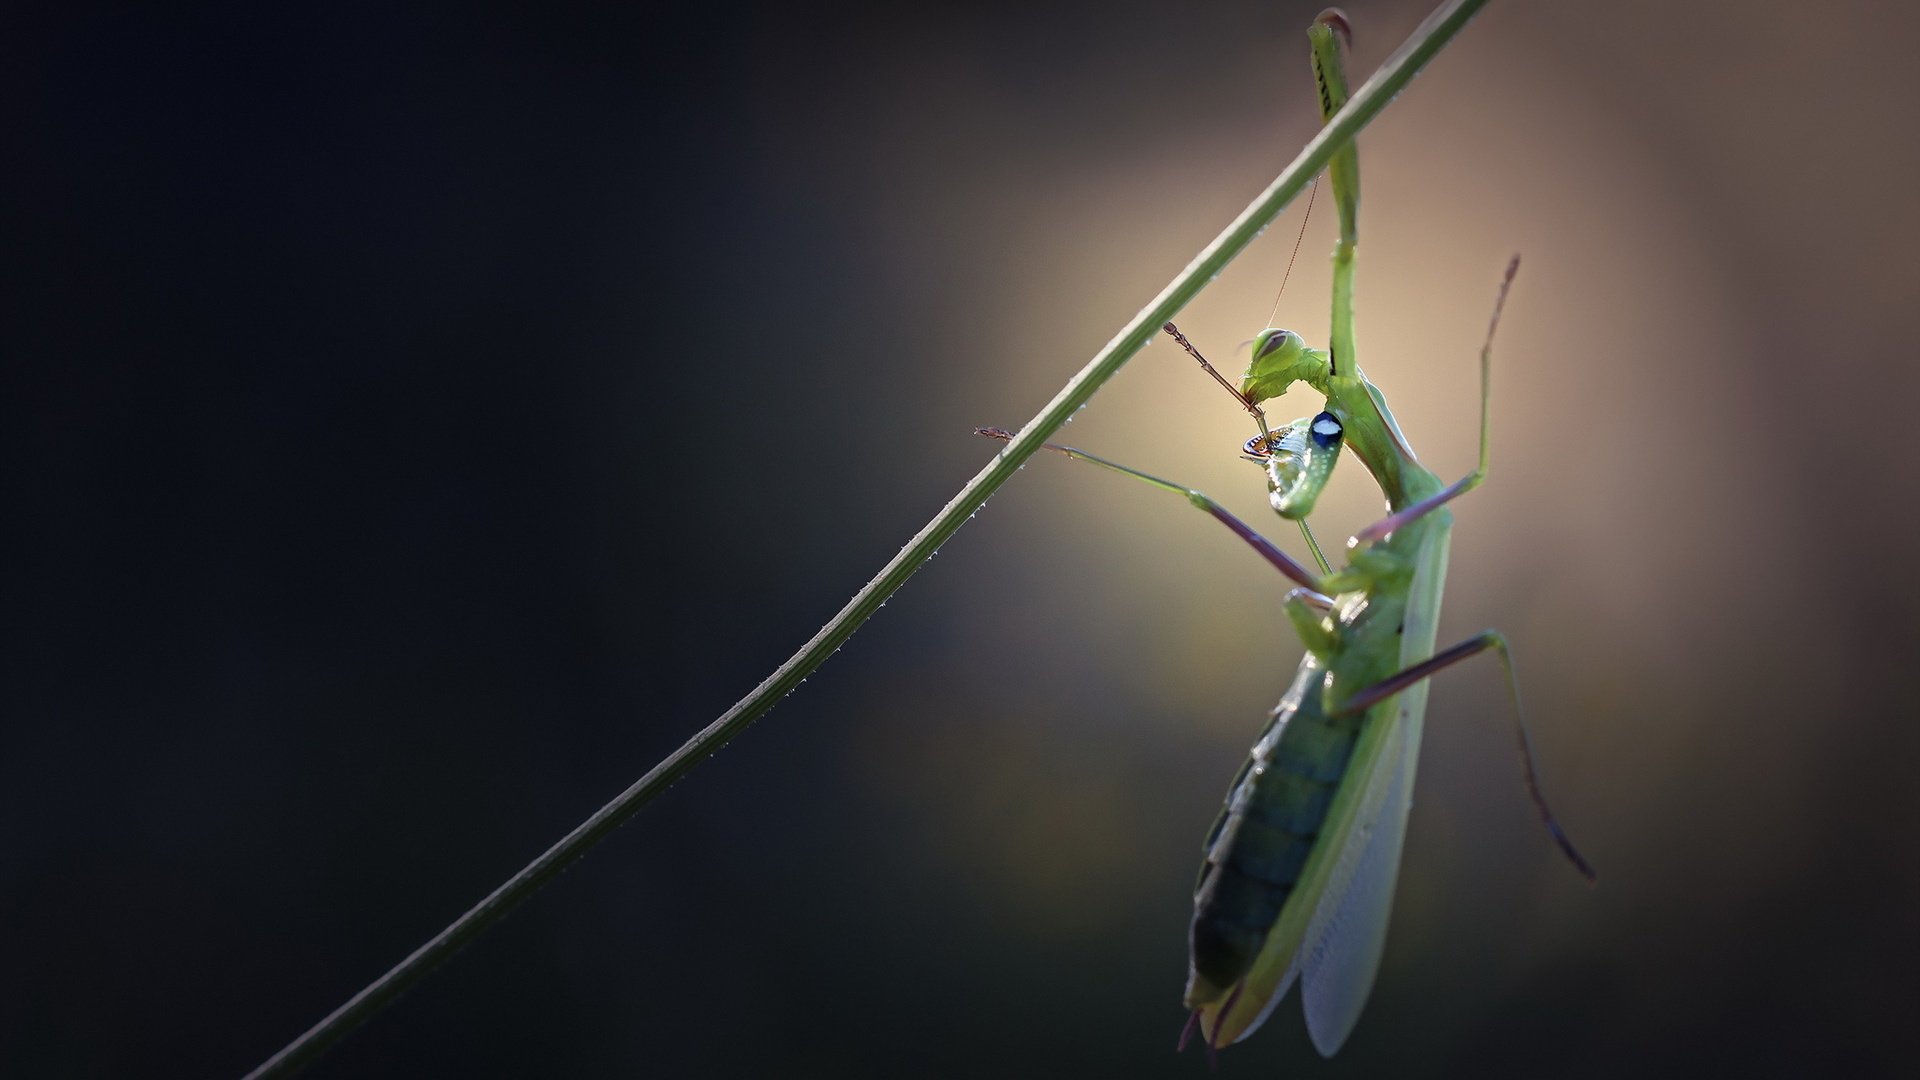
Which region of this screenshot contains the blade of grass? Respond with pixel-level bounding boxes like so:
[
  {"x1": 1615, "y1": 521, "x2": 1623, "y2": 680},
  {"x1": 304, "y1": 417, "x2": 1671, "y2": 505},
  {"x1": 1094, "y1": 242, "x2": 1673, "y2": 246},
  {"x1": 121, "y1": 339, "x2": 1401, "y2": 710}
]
[{"x1": 245, "y1": 2, "x2": 1494, "y2": 1073}]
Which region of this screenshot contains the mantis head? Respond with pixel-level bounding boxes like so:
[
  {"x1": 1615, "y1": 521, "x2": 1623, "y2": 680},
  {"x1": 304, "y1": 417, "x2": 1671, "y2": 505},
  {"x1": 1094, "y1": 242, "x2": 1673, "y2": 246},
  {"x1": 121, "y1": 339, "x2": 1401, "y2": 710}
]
[{"x1": 1240, "y1": 328, "x2": 1332, "y2": 406}]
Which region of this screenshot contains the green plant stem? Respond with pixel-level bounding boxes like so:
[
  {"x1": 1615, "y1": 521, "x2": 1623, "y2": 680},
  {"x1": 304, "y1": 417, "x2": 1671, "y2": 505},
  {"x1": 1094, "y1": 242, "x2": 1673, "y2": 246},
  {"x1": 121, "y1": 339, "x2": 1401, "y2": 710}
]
[{"x1": 243, "y1": 2, "x2": 1492, "y2": 1074}]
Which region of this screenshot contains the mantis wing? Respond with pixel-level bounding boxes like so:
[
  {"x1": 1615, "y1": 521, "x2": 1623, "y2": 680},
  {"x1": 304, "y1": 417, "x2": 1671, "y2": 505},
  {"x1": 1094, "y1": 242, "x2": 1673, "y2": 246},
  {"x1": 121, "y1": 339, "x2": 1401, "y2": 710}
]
[
  {"x1": 1297, "y1": 705, "x2": 1418, "y2": 1054},
  {"x1": 1298, "y1": 523, "x2": 1451, "y2": 1055},
  {"x1": 1195, "y1": 524, "x2": 1454, "y2": 1052}
]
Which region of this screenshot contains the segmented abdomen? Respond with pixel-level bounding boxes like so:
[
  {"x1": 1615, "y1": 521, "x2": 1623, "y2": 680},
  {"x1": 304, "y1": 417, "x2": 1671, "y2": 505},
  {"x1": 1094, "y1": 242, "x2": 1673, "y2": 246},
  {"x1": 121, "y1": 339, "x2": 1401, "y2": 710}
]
[{"x1": 1187, "y1": 661, "x2": 1362, "y2": 1004}]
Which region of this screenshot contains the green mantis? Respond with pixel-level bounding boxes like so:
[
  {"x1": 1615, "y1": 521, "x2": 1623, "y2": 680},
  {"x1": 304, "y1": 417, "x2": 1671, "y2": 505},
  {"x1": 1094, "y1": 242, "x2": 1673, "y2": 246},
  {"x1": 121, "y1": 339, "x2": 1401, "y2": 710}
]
[{"x1": 982, "y1": 8, "x2": 1592, "y2": 1057}]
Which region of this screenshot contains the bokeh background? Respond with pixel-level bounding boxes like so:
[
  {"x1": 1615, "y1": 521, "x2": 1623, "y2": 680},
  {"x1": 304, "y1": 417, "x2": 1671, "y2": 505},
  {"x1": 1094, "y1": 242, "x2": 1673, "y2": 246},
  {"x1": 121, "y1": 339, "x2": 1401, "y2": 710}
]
[{"x1": 7, "y1": 0, "x2": 1919, "y2": 1075}]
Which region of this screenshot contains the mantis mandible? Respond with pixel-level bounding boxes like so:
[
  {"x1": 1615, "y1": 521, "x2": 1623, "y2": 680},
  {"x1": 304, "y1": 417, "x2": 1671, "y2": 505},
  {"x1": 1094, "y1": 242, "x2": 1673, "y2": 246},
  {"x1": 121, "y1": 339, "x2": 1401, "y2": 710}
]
[{"x1": 980, "y1": 8, "x2": 1593, "y2": 1057}]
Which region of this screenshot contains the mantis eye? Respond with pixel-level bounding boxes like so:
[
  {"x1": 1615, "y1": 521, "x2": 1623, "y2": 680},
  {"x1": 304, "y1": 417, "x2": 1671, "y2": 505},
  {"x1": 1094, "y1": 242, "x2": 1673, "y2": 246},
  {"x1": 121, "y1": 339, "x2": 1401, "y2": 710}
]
[{"x1": 1256, "y1": 329, "x2": 1300, "y2": 359}]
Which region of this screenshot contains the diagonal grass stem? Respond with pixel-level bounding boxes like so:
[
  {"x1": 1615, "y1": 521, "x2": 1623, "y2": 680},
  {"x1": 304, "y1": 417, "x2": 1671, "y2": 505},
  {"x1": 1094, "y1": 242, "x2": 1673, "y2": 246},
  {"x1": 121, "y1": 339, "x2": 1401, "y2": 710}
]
[{"x1": 244, "y1": 2, "x2": 1494, "y2": 1073}]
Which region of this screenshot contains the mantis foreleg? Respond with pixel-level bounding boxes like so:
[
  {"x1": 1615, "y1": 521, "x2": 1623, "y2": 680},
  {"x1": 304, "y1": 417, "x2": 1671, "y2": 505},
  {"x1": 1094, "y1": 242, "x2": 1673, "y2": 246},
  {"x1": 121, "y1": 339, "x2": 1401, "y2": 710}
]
[{"x1": 973, "y1": 429, "x2": 1323, "y2": 591}]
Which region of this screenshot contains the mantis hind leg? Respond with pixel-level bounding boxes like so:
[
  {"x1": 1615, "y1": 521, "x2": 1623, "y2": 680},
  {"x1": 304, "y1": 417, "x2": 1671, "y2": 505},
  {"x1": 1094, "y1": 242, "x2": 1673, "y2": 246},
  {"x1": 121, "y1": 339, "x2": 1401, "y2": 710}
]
[
  {"x1": 1331, "y1": 630, "x2": 1597, "y2": 883},
  {"x1": 1350, "y1": 256, "x2": 1521, "y2": 547}
]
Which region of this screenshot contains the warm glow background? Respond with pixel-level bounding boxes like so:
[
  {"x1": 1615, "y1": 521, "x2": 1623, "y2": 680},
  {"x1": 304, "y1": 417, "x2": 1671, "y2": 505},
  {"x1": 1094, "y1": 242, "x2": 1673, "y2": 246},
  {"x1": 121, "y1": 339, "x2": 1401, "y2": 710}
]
[{"x1": 7, "y1": 1, "x2": 1918, "y2": 1075}]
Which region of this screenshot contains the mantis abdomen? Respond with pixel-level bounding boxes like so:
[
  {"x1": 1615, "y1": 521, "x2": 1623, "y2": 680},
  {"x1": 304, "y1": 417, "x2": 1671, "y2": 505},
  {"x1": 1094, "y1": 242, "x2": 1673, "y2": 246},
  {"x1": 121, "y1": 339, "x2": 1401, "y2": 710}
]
[{"x1": 1187, "y1": 658, "x2": 1361, "y2": 1006}]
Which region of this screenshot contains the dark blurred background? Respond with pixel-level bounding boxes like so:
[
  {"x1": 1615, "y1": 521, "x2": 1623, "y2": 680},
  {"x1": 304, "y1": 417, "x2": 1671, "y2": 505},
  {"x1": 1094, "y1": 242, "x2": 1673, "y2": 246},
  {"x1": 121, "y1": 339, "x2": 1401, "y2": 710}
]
[{"x1": 6, "y1": 1, "x2": 1918, "y2": 1076}]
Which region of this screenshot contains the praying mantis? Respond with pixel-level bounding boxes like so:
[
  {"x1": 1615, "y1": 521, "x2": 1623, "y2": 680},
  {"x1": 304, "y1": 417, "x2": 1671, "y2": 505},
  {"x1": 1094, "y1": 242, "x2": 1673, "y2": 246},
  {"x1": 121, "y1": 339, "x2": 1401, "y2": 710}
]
[{"x1": 980, "y1": 8, "x2": 1592, "y2": 1057}]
